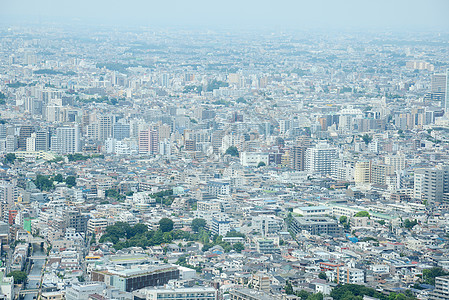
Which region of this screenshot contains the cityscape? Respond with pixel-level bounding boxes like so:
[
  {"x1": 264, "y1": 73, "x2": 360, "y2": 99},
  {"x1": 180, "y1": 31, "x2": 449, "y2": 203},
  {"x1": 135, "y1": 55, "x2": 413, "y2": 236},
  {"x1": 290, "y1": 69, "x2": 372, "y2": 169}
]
[{"x1": 1, "y1": 1, "x2": 449, "y2": 300}]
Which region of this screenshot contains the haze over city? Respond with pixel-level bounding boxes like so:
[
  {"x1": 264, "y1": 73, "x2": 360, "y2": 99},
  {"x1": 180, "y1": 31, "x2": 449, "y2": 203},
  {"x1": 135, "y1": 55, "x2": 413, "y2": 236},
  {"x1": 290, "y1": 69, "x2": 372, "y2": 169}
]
[{"x1": 0, "y1": 1, "x2": 448, "y2": 300}]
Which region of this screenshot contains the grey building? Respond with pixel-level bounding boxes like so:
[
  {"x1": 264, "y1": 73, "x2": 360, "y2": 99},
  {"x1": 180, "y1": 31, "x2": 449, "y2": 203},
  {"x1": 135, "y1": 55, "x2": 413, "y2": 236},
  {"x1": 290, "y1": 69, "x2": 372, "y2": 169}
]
[{"x1": 290, "y1": 217, "x2": 342, "y2": 236}]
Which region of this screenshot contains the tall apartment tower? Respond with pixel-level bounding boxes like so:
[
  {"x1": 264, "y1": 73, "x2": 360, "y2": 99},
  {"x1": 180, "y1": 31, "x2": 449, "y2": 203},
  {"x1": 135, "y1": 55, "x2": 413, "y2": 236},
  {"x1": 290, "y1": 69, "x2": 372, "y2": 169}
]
[
  {"x1": 18, "y1": 125, "x2": 35, "y2": 150},
  {"x1": 138, "y1": 129, "x2": 159, "y2": 155},
  {"x1": 430, "y1": 73, "x2": 447, "y2": 102},
  {"x1": 98, "y1": 115, "x2": 114, "y2": 141},
  {"x1": 52, "y1": 125, "x2": 80, "y2": 154},
  {"x1": 0, "y1": 181, "x2": 18, "y2": 209},
  {"x1": 290, "y1": 137, "x2": 312, "y2": 171},
  {"x1": 445, "y1": 69, "x2": 449, "y2": 114},
  {"x1": 35, "y1": 129, "x2": 50, "y2": 151},
  {"x1": 305, "y1": 142, "x2": 337, "y2": 177},
  {"x1": 415, "y1": 166, "x2": 449, "y2": 202}
]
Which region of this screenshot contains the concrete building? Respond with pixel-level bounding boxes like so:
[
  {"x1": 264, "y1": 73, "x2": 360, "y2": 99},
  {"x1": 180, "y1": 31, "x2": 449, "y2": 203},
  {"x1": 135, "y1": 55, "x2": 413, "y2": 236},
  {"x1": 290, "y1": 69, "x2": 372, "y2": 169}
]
[
  {"x1": 336, "y1": 267, "x2": 365, "y2": 284},
  {"x1": 51, "y1": 125, "x2": 80, "y2": 154},
  {"x1": 429, "y1": 275, "x2": 449, "y2": 300},
  {"x1": 420, "y1": 166, "x2": 449, "y2": 203},
  {"x1": 91, "y1": 265, "x2": 179, "y2": 292},
  {"x1": 133, "y1": 287, "x2": 217, "y2": 300},
  {"x1": 65, "y1": 282, "x2": 106, "y2": 300},
  {"x1": 290, "y1": 217, "x2": 341, "y2": 236},
  {"x1": 305, "y1": 142, "x2": 337, "y2": 177}
]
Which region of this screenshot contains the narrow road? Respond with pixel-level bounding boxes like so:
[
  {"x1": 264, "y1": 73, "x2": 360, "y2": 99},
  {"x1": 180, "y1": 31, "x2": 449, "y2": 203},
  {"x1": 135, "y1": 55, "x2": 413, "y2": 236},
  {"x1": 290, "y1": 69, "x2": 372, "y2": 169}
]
[{"x1": 23, "y1": 245, "x2": 46, "y2": 300}]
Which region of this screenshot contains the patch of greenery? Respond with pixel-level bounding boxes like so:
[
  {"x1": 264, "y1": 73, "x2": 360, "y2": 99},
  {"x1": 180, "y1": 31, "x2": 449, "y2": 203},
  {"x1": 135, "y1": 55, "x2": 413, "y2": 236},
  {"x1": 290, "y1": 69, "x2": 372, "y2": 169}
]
[{"x1": 7, "y1": 271, "x2": 27, "y2": 284}]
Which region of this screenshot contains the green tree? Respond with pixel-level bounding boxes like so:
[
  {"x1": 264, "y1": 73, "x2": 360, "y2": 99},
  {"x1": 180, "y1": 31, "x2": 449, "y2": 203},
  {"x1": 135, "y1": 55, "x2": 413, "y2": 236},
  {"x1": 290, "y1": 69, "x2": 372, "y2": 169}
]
[
  {"x1": 257, "y1": 161, "x2": 266, "y2": 167},
  {"x1": 361, "y1": 134, "x2": 372, "y2": 145},
  {"x1": 191, "y1": 218, "x2": 207, "y2": 232},
  {"x1": 131, "y1": 223, "x2": 148, "y2": 236},
  {"x1": 403, "y1": 219, "x2": 418, "y2": 230},
  {"x1": 354, "y1": 211, "x2": 370, "y2": 218},
  {"x1": 297, "y1": 290, "x2": 312, "y2": 300},
  {"x1": 34, "y1": 175, "x2": 54, "y2": 191},
  {"x1": 233, "y1": 242, "x2": 245, "y2": 253},
  {"x1": 339, "y1": 216, "x2": 348, "y2": 224},
  {"x1": 7, "y1": 271, "x2": 27, "y2": 284},
  {"x1": 285, "y1": 281, "x2": 294, "y2": 295},
  {"x1": 65, "y1": 176, "x2": 77, "y2": 188},
  {"x1": 225, "y1": 146, "x2": 239, "y2": 157},
  {"x1": 4, "y1": 153, "x2": 16, "y2": 164},
  {"x1": 307, "y1": 293, "x2": 323, "y2": 300},
  {"x1": 53, "y1": 174, "x2": 64, "y2": 182},
  {"x1": 422, "y1": 267, "x2": 449, "y2": 285},
  {"x1": 159, "y1": 218, "x2": 174, "y2": 233},
  {"x1": 318, "y1": 272, "x2": 327, "y2": 280}
]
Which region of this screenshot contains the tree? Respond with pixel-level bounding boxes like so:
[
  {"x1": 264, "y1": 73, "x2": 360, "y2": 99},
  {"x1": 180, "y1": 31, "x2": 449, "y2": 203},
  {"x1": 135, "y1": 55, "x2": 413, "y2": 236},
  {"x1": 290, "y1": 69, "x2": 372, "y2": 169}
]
[
  {"x1": 422, "y1": 267, "x2": 449, "y2": 285},
  {"x1": 34, "y1": 175, "x2": 54, "y2": 191},
  {"x1": 354, "y1": 211, "x2": 370, "y2": 218},
  {"x1": 257, "y1": 161, "x2": 266, "y2": 167},
  {"x1": 4, "y1": 153, "x2": 16, "y2": 164},
  {"x1": 7, "y1": 271, "x2": 27, "y2": 284},
  {"x1": 53, "y1": 174, "x2": 63, "y2": 182},
  {"x1": 318, "y1": 272, "x2": 327, "y2": 280},
  {"x1": 285, "y1": 281, "x2": 294, "y2": 295},
  {"x1": 403, "y1": 219, "x2": 418, "y2": 230},
  {"x1": 297, "y1": 290, "x2": 312, "y2": 300},
  {"x1": 65, "y1": 176, "x2": 77, "y2": 188},
  {"x1": 362, "y1": 134, "x2": 372, "y2": 145},
  {"x1": 339, "y1": 216, "x2": 348, "y2": 224},
  {"x1": 132, "y1": 223, "x2": 148, "y2": 236},
  {"x1": 307, "y1": 293, "x2": 323, "y2": 300},
  {"x1": 159, "y1": 218, "x2": 174, "y2": 233},
  {"x1": 225, "y1": 146, "x2": 239, "y2": 157},
  {"x1": 233, "y1": 242, "x2": 245, "y2": 253},
  {"x1": 191, "y1": 218, "x2": 207, "y2": 232}
]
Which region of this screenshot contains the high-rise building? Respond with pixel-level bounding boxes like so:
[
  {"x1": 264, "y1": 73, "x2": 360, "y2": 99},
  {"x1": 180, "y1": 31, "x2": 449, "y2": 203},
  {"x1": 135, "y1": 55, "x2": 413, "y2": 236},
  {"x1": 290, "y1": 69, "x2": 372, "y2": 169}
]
[
  {"x1": 305, "y1": 142, "x2": 337, "y2": 177},
  {"x1": 445, "y1": 69, "x2": 449, "y2": 114},
  {"x1": 290, "y1": 146, "x2": 307, "y2": 171},
  {"x1": 354, "y1": 161, "x2": 371, "y2": 184},
  {"x1": 290, "y1": 136, "x2": 312, "y2": 171},
  {"x1": 0, "y1": 181, "x2": 18, "y2": 209},
  {"x1": 26, "y1": 133, "x2": 36, "y2": 152},
  {"x1": 385, "y1": 153, "x2": 406, "y2": 172},
  {"x1": 18, "y1": 125, "x2": 35, "y2": 150},
  {"x1": 35, "y1": 129, "x2": 50, "y2": 151},
  {"x1": 430, "y1": 73, "x2": 447, "y2": 102},
  {"x1": 138, "y1": 129, "x2": 159, "y2": 155},
  {"x1": 98, "y1": 115, "x2": 114, "y2": 141},
  {"x1": 52, "y1": 125, "x2": 80, "y2": 154},
  {"x1": 370, "y1": 163, "x2": 395, "y2": 186},
  {"x1": 112, "y1": 122, "x2": 130, "y2": 141},
  {"x1": 420, "y1": 166, "x2": 449, "y2": 203}
]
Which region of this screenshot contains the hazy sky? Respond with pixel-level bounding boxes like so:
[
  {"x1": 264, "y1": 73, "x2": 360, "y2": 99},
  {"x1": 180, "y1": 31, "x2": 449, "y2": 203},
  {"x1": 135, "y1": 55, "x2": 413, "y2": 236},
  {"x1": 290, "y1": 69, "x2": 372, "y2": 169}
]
[{"x1": 2, "y1": 0, "x2": 449, "y2": 32}]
